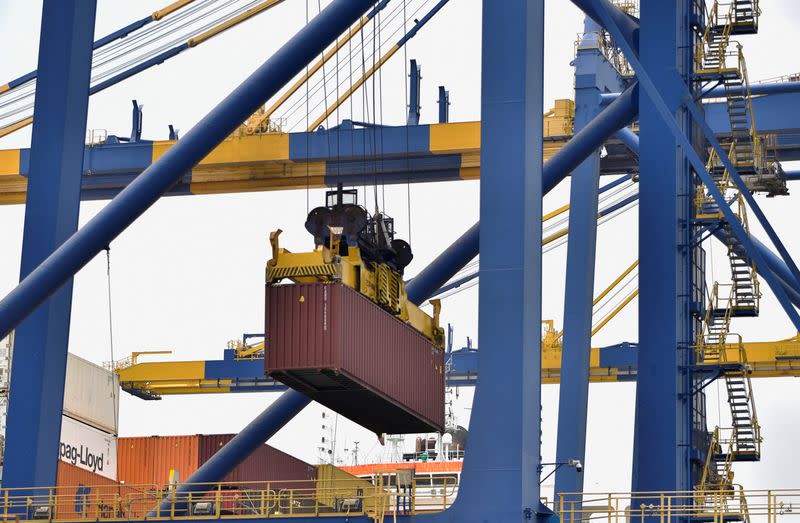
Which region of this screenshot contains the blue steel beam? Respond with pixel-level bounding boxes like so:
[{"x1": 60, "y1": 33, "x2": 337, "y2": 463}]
[
  {"x1": 555, "y1": 15, "x2": 628, "y2": 498},
  {"x1": 0, "y1": 0, "x2": 377, "y2": 341},
  {"x1": 601, "y1": 80, "x2": 800, "y2": 104},
  {"x1": 590, "y1": 0, "x2": 800, "y2": 493},
  {"x1": 570, "y1": 0, "x2": 639, "y2": 53},
  {"x1": 592, "y1": 1, "x2": 800, "y2": 333},
  {"x1": 2, "y1": 0, "x2": 97, "y2": 492},
  {"x1": 22, "y1": 90, "x2": 800, "y2": 204},
  {"x1": 615, "y1": 126, "x2": 639, "y2": 153},
  {"x1": 438, "y1": 86, "x2": 450, "y2": 123},
  {"x1": 408, "y1": 59, "x2": 421, "y2": 125},
  {"x1": 630, "y1": 0, "x2": 694, "y2": 494},
  {"x1": 0, "y1": 13, "x2": 150, "y2": 94},
  {"x1": 449, "y1": 1, "x2": 543, "y2": 520},
  {"x1": 148, "y1": 390, "x2": 311, "y2": 517},
  {"x1": 406, "y1": 83, "x2": 639, "y2": 305}
]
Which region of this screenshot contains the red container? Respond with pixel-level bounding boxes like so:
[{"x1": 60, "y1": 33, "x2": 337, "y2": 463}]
[
  {"x1": 118, "y1": 435, "x2": 316, "y2": 488},
  {"x1": 265, "y1": 282, "x2": 444, "y2": 434},
  {"x1": 198, "y1": 434, "x2": 317, "y2": 488},
  {"x1": 55, "y1": 462, "x2": 130, "y2": 520},
  {"x1": 117, "y1": 435, "x2": 199, "y2": 485}
]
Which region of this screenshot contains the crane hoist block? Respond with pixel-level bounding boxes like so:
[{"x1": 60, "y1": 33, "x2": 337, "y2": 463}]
[{"x1": 265, "y1": 282, "x2": 445, "y2": 435}]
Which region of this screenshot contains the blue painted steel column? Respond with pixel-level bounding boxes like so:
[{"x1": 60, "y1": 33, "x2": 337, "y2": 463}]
[
  {"x1": 554, "y1": 16, "x2": 626, "y2": 500},
  {"x1": 3, "y1": 1, "x2": 97, "y2": 491},
  {"x1": 408, "y1": 59, "x2": 421, "y2": 125},
  {"x1": 438, "y1": 86, "x2": 450, "y2": 123},
  {"x1": 451, "y1": 1, "x2": 543, "y2": 520},
  {"x1": 632, "y1": 0, "x2": 693, "y2": 493},
  {"x1": 0, "y1": 0, "x2": 376, "y2": 340}
]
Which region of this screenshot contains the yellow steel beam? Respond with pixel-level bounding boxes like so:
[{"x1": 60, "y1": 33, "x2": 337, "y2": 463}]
[
  {"x1": 152, "y1": 0, "x2": 197, "y2": 20},
  {"x1": 255, "y1": 8, "x2": 379, "y2": 126},
  {"x1": 309, "y1": 44, "x2": 400, "y2": 131},
  {"x1": 0, "y1": 116, "x2": 578, "y2": 205},
  {"x1": 0, "y1": 116, "x2": 33, "y2": 140},
  {"x1": 591, "y1": 288, "x2": 639, "y2": 336},
  {"x1": 187, "y1": 0, "x2": 286, "y2": 47},
  {"x1": 117, "y1": 333, "x2": 800, "y2": 397}
]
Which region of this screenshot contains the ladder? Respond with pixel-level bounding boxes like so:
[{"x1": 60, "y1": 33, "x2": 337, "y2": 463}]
[
  {"x1": 696, "y1": 284, "x2": 761, "y2": 461},
  {"x1": 694, "y1": 1, "x2": 785, "y2": 196},
  {"x1": 698, "y1": 427, "x2": 734, "y2": 492}
]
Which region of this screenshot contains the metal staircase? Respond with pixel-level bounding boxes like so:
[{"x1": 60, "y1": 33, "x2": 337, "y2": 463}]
[
  {"x1": 697, "y1": 283, "x2": 761, "y2": 461},
  {"x1": 695, "y1": 0, "x2": 785, "y2": 196},
  {"x1": 699, "y1": 427, "x2": 734, "y2": 492}
]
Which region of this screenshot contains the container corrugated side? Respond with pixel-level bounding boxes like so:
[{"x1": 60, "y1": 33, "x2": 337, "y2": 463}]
[
  {"x1": 198, "y1": 435, "x2": 317, "y2": 487},
  {"x1": 55, "y1": 462, "x2": 123, "y2": 520},
  {"x1": 266, "y1": 282, "x2": 444, "y2": 433},
  {"x1": 336, "y1": 283, "x2": 445, "y2": 432},
  {"x1": 63, "y1": 354, "x2": 120, "y2": 435},
  {"x1": 117, "y1": 435, "x2": 199, "y2": 485}
]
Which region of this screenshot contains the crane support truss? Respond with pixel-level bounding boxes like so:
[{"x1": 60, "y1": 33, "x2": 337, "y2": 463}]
[{"x1": 3, "y1": 91, "x2": 800, "y2": 203}]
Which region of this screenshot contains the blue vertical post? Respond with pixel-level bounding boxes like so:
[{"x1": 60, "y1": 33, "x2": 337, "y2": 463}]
[
  {"x1": 554, "y1": 16, "x2": 626, "y2": 501},
  {"x1": 131, "y1": 100, "x2": 143, "y2": 142},
  {"x1": 452, "y1": 1, "x2": 543, "y2": 520},
  {"x1": 3, "y1": 0, "x2": 97, "y2": 491},
  {"x1": 438, "y1": 86, "x2": 450, "y2": 123},
  {"x1": 408, "y1": 59, "x2": 421, "y2": 125},
  {"x1": 632, "y1": 0, "x2": 694, "y2": 494}
]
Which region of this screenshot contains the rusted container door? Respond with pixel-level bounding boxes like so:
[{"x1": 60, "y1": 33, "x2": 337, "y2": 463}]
[{"x1": 265, "y1": 282, "x2": 444, "y2": 434}]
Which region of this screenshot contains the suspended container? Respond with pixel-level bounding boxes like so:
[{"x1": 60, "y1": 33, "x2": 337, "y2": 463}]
[
  {"x1": 63, "y1": 354, "x2": 120, "y2": 435},
  {"x1": 264, "y1": 282, "x2": 445, "y2": 434}
]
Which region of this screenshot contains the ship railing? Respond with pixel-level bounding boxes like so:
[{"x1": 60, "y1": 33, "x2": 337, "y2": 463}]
[
  {"x1": 555, "y1": 488, "x2": 799, "y2": 523},
  {"x1": 0, "y1": 476, "x2": 458, "y2": 521}
]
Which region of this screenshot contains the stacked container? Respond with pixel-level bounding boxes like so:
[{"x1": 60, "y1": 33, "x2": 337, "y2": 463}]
[{"x1": 117, "y1": 434, "x2": 317, "y2": 488}]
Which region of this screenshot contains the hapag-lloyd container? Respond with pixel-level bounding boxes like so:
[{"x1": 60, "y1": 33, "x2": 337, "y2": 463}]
[
  {"x1": 265, "y1": 282, "x2": 444, "y2": 434},
  {"x1": 63, "y1": 354, "x2": 120, "y2": 435}
]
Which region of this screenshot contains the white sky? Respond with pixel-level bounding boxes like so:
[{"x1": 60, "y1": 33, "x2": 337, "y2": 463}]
[{"x1": 1, "y1": 0, "x2": 800, "y2": 498}]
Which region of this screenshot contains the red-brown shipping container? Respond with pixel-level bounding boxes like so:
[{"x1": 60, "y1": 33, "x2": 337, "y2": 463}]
[
  {"x1": 118, "y1": 435, "x2": 316, "y2": 488},
  {"x1": 198, "y1": 434, "x2": 317, "y2": 487},
  {"x1": 264, "y1": 282, "x2": 445, "y2": 434}
]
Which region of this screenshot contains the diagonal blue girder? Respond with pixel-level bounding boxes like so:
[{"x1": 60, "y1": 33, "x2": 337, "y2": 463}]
[{"x1": 588, "y1": 0, "x2": 800, "y2": 330}]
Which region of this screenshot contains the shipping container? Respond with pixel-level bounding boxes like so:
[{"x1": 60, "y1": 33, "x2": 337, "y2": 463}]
[
  {"x1": 118, "y1": 435, "x2": 316, "y2": 489},
  {"x1": 53, "y1": 462, "x2": 135, "y2": 520},
  {"x1": 265, "y1": 282, "x2": 445, "y2": 434},
  {"x1": 60, "y1": 415, "x2": 118, "y2": 480},
  {"x1": 198, "y1": 434, "x2": 317, "y2": 487},
  {"x1": 117, "y1": 435, "x2": 199, "y2": 485},
  {"x1": 63, "y1": 354, "x2": 120, "y2": 435}
]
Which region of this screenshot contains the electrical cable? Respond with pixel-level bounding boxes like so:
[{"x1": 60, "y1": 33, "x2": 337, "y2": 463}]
[
  {"x1": 279, "y1": 0, "x2": 432, "y2": 130},
  {"x1": 104, "y1": 246, "x2": 119, "y2": 481}
]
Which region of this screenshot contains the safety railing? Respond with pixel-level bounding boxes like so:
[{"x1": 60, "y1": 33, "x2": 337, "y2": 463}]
[
  {"x1": 574, "y1": 31, "x2": 634, "y2": 77},
  {"x1": 698, "y1": 427, "x2": 735, "y2": 492},
  {"x1": 0, "y1": 477, "x2": 456, "y2": 522},
  {"x1": 695, "y1": 1, "x2": 735, "y2": 74},
  {"x1": 553, "y1": 487, "x2": 800, "y2": 523}
]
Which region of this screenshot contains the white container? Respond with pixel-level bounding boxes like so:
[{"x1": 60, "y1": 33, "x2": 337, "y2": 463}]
[
  {"x1": 62, "y1": 354, "x2": 119, "y2": 435},
  {"x1": 60, "y1": 415, "x2": 118, "y2": 480}
]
